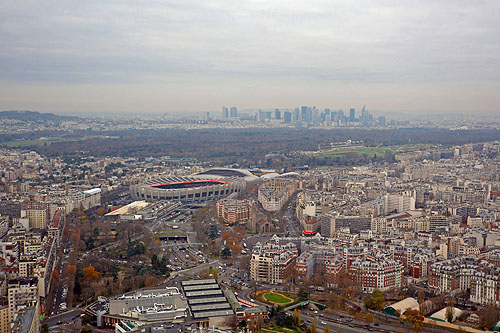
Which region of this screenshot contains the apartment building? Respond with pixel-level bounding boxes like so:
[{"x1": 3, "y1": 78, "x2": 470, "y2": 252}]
[
  {"x1": 216, "y1": 199, "x2": 255, "y2": 225},
  {"x1": 250, "y1": 242, "x2": 297, "y2": 284},
  {"x1": 7, "y1": 278, "x2": 38, "y2": 324},
  {"x1": 429, "y1": 257, "x2": 500, "y2": 306},
  {"x1": 258, "y1": 179, "x2": 297, "y2": 212},
  {"x1": 349, "y1": 256, "x2": 404, "y2": 292},
  {"x1": 0, "y1": 304, "x2": 9, "y2": 333}
]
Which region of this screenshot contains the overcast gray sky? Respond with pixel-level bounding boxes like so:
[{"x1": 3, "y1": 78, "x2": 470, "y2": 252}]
[{"x1": 1, "y1": 0, "x2": 499, "y2": 115}]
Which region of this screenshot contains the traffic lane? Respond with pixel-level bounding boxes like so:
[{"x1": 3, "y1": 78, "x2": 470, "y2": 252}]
[
  {"x1": 302, "y1": 310, "x2": 396, "y2": 333},
  {"x1": 301, "y1": 313, "x2": 375, "y2": 333},
  {"x1": 304, "y1": 312, "x2": 445, "y2": 333},
  {"x1": 44, "y1": 309, "x2": 81, "y2": 328}
]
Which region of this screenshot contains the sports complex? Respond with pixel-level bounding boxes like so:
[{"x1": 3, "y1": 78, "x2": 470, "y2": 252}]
[{"x1": 130, "y1": 168, "x2": 260, "y2": 202}]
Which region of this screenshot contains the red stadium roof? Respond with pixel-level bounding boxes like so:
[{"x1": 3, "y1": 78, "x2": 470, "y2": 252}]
[{"x1": 149, "y1": 179, "x2": 229, "y2": 187}]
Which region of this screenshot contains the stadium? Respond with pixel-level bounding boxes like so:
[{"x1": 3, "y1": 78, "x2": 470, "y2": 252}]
[{"x1": 130, "y1": 168, "x2": 260, "y2": 202}]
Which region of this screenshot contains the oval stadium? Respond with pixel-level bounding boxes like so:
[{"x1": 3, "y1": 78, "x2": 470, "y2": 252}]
[{"x1": 130, "y1": 169, "x2": 259, "y2": 202}]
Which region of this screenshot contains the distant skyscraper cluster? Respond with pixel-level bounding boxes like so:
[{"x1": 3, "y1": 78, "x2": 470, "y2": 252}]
[
  {"x1": 221, "y1": 106, "x2": 238, "y2": 118},
  {"x1": 220, "y1": 105, "x2": 389, "y2": 127}
]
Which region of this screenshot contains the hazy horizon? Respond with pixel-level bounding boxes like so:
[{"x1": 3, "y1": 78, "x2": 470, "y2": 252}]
[{"x1": 1, "y1": 1, "x2": 499, "y2": 115}]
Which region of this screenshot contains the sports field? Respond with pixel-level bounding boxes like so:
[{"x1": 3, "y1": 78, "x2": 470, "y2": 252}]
[
  {"x1": 263, "y1": 292, "x2": 294, "y2": 305},
  {"x1": 309, "y1": 144, "x2": 432, "y2": 158}
]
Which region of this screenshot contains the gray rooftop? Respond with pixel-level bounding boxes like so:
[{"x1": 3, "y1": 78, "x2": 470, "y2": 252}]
[
  {"x1": 182, "y1": 284, "x2": 220, "y2": 292},
  {"x1": 181, "y1": 279, "x2": 217, "y2": 286},
  {"x1": 185, "y1": 290, "x2": 223, "y2": 298},
  {"x1": 192, "y1": 309, "x2": 234, "y2": 318},
  {"x1": 190, "y1": 303, "x2": 231, "y2": 312},
  {"x1": 187, "y1": 297, "x2": 228, "y2": 305}
]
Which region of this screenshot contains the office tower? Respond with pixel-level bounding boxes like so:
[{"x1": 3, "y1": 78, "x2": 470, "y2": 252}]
[
  {"x1": 221, "y1": 106, "x2": 229, "y2": 118},
  {"x1": 338, "y1": 109, "x2": 344, "y2": 120},
  {"x1": 349, "y1": 108, "x2": 356, "y2": 122},
  {"x1": 325, "y1": 113, "x2": 332, "y2": 127},
  {"x1": 230, "y1": 106, "x2": 237, "y2": 118},
  {"x1": 257, "y1": 109, "x2": 263, "y2": 122},
  {"x1": 274, "y1": 109, "x2": 281, "y2": 120},
  {"x1": 361, "y1": 106, "x2": 370, "y2": 125},
  {"x1": 331, "y1": 111, "x2": 337, "y2": 122},
  {"x1": 311, "y1": 106, "x2": 317, "y2": 122},
  {"x1": 300, "y1": 106, "x2": 307, "y2": 122},
  {"x1": 283, "y1": 111, "x2": 292, "y2": 123},
  {"x1": 378, "y1": 116, "x2": 386, "y2": 126},
  {"x1": 293, "y1": 108, "x2": 300, "y2": 122}
]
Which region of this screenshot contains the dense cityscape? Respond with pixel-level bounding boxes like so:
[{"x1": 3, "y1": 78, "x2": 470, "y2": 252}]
[
  {"x1": 0, "y1": 110, "x2": 499, "y2": 333},
  {"x1": 2, "y1": 0, "x2": 500, "y2": 332}
]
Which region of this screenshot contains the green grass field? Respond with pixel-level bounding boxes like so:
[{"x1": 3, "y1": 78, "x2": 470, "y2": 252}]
[
  {"x1": 263, "y1": 292, "x2": 294, "y2": 305},
  {"x1": 0, "y1": 135, "x2": 119, "y2": 148},
  {"x1": 309, "y1": 144, "x2": 433, "y2": 158},
  {"x1": 0, "y1": 137, "x2": 67, "y2": 147},
  {"x1": 309, "y1": 146, "x2": 394, "y2": 158}
]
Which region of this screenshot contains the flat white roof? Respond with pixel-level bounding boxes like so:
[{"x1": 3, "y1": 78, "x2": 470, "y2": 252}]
[
  {"x1": 106, "y1": 201, "x2": 151, "y2": 216},
  {"x1": 83, "y1": 188, "x2": 101, "y2": 195}
]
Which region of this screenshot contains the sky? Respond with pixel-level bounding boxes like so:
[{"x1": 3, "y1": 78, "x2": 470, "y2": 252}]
[{"x1": 1, "y1": 0, "x2": 499, "y2": 115}]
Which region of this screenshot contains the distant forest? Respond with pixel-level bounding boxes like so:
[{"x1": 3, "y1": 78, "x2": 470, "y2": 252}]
[{"x1": 17, "y1": 127, "x2": 500, "y2": 168}]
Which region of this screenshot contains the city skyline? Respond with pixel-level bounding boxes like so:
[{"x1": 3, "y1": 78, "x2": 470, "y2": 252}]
[{"x1": 1, "y1": 1, "x2": 500, "y2": 115}]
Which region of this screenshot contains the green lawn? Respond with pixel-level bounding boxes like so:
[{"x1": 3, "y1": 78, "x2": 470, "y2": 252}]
[
  {"x1": 310, "y1": 146, "x2": 394, "y2": 158},
  {"x1": 264, "y1": 292, "x2": 294, "y2": 304},
  {"x1": 0, "y1": 135, "x2": 119, "y2": 148},
  {"x1": 309, "y1": 144, "x2": 434, "y2": 158},
  {"x1": 0, "y1": 137, "x2": 67, "y2": 147}
]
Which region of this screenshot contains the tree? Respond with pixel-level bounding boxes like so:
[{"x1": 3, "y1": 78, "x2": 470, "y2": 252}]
[
  {"x1": 297, "y1": 287, "x2": 309, "y2": 301},
  {"x1": 256, "y1": 316, "x2": 264, "y2": 331},
  {"x1": 311, "y1": 317, "x2": 317, "y2": 333},
  {"x1": 364, "y1": 289, "x2": 385, "y2": 311},
  {"x1": 364, "y1": 313, "x2": 374, "y2": 324},
  {"x1": 338, "y1": 271, "x2": 355, "y2": 297},
  {"x1": 273, "y1": 306, "x2": 293, "y2": 327},
  {"x1": 418, "y1": 289, "x2": 425, "y2": 314},
  {"x1": 478, "y1": 305, "x2": 500, "y2": 330},
  {"x1": 52, "y1": 268, "x2": 61, "y2": 282},
  {"x1": 41, "y1": 324, "x2": 49, "y2": 333},
  {"x1": 224, "y1": 315, "x2": 239, "y2": 330},
  {"x1": 354, "y1": 312, "x2": 365, "y2": 322},
  {"x1": 81, "y1": 315, "x2": 92, "y2": 326},
  {"x1": 403, "y1": 308, "x2": 424, "y2": 332},
  {"x1": 293, "y1": 308, "x2": 302, "y2": 326},
  {"x1": 145, "y1": 275, "x2": 160, "y2": 287},
  {"x1": 445, "y1": 307, "x2": 453, "y2": 323},
  {"x1": 221, "y1": 247, "x2": 231, "y2": 258},
  {"x1": 83, "y1": 266, "x2": 100, "y2": 281},
  {"x1": 324, "y1": 324, "x2": 330, "y2": 333},
  {"x1": 70, "y1": 232, "x2": 80, "y2": 249}
]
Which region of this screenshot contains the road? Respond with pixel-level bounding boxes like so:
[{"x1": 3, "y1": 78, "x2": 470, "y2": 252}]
[
  {"x1": 162, "y1": 259, "x2": 221, "y2": 288},
  {"x1": 43, "y1": 309, "x2": 81, "y2": 328},
  {"x1": 301, "y1": 313, "x2": 374, "y2": 333}
]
